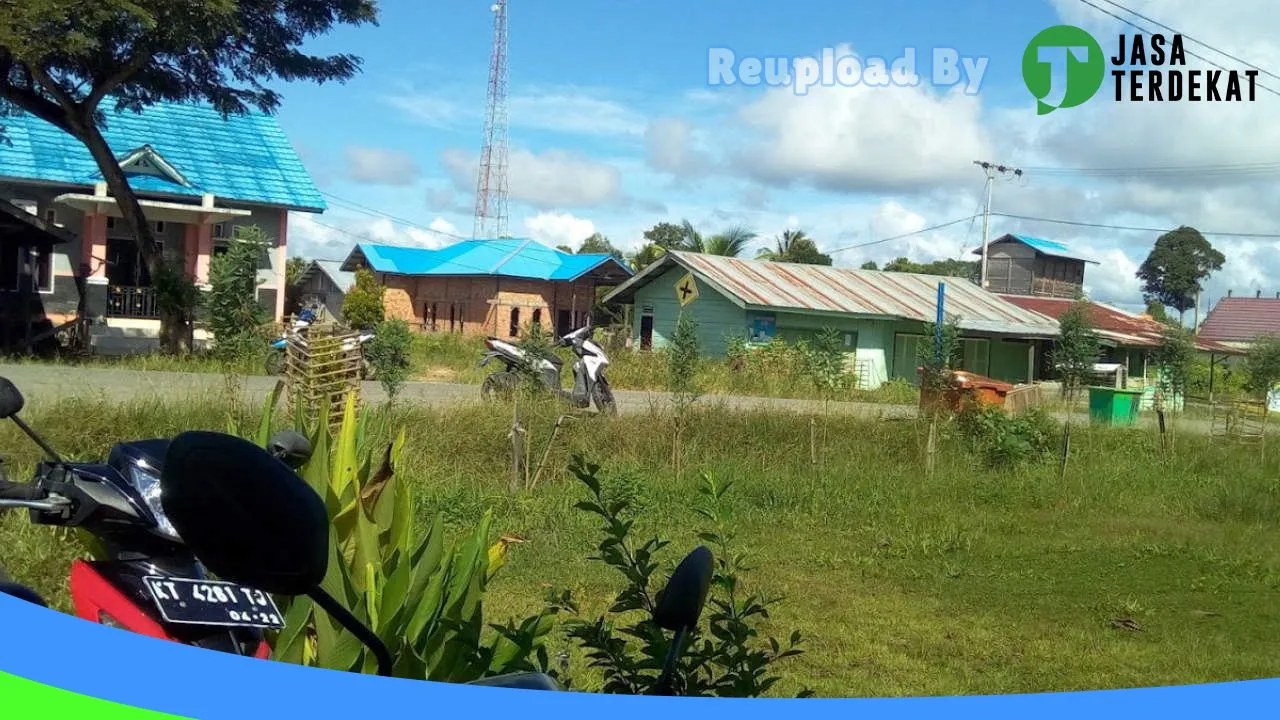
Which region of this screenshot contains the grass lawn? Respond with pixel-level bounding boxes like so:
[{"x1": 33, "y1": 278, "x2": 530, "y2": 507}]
[{"x1": 2, "y1": 394, "x2": 1279, "y2": 697}]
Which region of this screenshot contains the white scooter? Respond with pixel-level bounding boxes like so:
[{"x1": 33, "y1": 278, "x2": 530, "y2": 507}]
[{"x1": 479, "y1": 324, "x2": 617, "y2": 414}]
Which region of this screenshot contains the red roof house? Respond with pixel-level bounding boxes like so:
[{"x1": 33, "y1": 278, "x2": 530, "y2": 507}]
[
  {"x1": 1198, "y1": 295, "x2": 1280, "y2": 348},
  {"x1": 1000, "y1": 295, "x2": 1241, "y2": 356}
]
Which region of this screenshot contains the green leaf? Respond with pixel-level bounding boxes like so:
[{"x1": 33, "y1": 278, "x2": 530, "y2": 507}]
[
  {"x1": 331, "y1": 391, "x2": 360, "y2": 501},
  {"x1": 314, "y1": 609, "x2": 363, "y2": 672},
  {"x1": 272, "y1": 595, "x2": 314, "y2": 665}
]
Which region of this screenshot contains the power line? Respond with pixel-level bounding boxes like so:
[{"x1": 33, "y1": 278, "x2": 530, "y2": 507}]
[
  {"x1": 828, "y1": 216, "x2": 980, "y2": 254},
  {"x1": 990, "y1": 212, "x2": 1280, "y2": 238},
  {"x1": 1095, "y1": 0, "x2": 1280, "y2": 84},
  {"x1": 1073, "y1": 0, "x2": 1280, "y2": 97}
]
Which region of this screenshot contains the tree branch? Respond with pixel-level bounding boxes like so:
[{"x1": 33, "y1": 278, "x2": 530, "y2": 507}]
[
  {"x1": 24, "y1": 62, "x2": 79, "y2": 117},
  {"x1": 86, "y1": 50, "x2": 155, "y2": 112},
  {"x1": 0, "y1": 82, "x2": 76, "y2": 135}
]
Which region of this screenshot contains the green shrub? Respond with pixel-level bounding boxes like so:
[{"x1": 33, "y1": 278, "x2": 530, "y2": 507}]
[
  {"x1": 556, "y1": 456, "x2": 809, "y2": 697},
  {"x1": 243, "y1": 392, "x2": 557, "y2": 681},
  {"x1": 207, "y1": 225, "x2": 271, "y2": 359},
  {"x1": 367, "y1": 319, "x2": 414, "y2": 401},
  {"x1": 342, "y1": 268, "x2": 385, "y2": 330},
  {"x1": 956, "y1": 404, "x2": 1057, "y2": 468}
]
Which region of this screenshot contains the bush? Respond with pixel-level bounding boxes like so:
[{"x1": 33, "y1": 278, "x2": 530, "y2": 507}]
[
  {"x1": 956, "y1": 404, "x2": 1057, "y2": 468},
  {"x1": 240, "y1": 391, "x2": 557, "y2": 680},
  {"x1": 207, "y1": 225, "x2": 270, "y2": 359},
  {"x1": 366, "y1": 319, "x2": 414, "y2": 401},
  {"x1": 667, "y1": 312, "x2": 702, "y2": 412},
  {"x1": 556, "y1": 457, "x2": 809, "y2": 697},
  {"x1": 342, "y1": 268, "x2": 385, "y2": 330}
]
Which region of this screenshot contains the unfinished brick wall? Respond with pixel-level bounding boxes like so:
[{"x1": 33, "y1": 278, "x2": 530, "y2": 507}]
[{"x1": 379, "y1": 274, "x2": 600, "y2": 338}]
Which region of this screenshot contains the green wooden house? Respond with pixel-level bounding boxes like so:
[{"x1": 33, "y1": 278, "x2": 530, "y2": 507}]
[{"x1": 603, "y1": 251, "x2": 1062, "y2": 389}]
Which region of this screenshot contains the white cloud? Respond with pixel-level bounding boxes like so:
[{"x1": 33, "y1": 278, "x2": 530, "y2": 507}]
[
  {"x1": 729, "y1": 44, "x2": 992, "y2": 194},
  {"x1": 344, "y1": 146, "x2": 420, "y2": 186},
  {"x1": 428, "y1": 217, "x2": 460, "y2": 237},
  {"x1": 645, "y1": 117, "x2": 713, "y2": 175},
  {"x1": 511, "y1": 91, "x2": 647, "y2": 136},
  {"x1": 440, "y1": 147, "x2": 623, "y2": 208},
  {"x1": 523, "y1": 212, "x2": 597, "y2": 248},
  {"x1": 286, "y1": 211, "x2": 453, "y2": 261}
]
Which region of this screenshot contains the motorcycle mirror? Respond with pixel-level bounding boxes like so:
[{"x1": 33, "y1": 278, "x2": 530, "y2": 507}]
[
  {"x1": 0, "y1": 581, "x2": 48, "y2": 607},
  {"x1": 160, "y1": 431, "x2": 328, "y2": 595},
  {"x1": 267, "y1": 430, "x2": 313, "y2": 471},
  {"x1": 0, "y1": 377, "x2": 25, "y2": 419},
  {"x1": 653, "y1": 545, "x2": 714, "y2": 632}
]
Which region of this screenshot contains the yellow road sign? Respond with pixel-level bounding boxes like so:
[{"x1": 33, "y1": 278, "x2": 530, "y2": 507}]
[{"x1": 675, "y1": 272, "x2": 699, "y2": 306}]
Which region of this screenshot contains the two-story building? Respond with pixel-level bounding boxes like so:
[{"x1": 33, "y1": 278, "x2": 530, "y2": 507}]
[
  {"x1": 974, "y1": 234, "x2": 1097, "y2": 298},
  {"x1": 0, "y1": 100, "x2": 325, "y2": 354}
]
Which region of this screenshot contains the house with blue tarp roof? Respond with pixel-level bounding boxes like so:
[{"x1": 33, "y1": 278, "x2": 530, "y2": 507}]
[
  {"x1": 970, "y1": 233, "x2": 1099, "y2": 299},
  {"x1": 0, "y1": 100, "x2": 324, "y2": 353},
  {"x1": 341, "y1": 239, "x2": 632, "y2": 338}
]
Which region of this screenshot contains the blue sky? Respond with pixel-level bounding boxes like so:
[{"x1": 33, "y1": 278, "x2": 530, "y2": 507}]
[{"x1": 271, "y1": 0, "x2": 1280, "y2": 315}]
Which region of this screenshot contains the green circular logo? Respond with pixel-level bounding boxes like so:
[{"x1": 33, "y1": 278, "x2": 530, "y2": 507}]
[{"x1": 1022, "y1": 25, "x2": 1105, "y2": 115}]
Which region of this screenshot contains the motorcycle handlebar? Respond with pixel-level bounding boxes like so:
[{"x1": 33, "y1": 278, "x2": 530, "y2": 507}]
[{"x1": 0, "y1": 479, "x2": 33, "y2": 501}]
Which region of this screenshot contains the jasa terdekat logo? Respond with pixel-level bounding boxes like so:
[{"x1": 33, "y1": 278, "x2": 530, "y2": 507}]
[{"x1": 1023, "y1": 25, "x2": 1261, "y2": 115}]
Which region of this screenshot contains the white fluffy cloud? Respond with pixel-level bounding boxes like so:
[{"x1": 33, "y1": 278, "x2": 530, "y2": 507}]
[
  {"x1": 728, "y1": 44, "x2": 992, "y2": 193},
  {"x1": 440, "y1": 147, "x2": 623, "y2": 209},
  {"x1": 645, "y1": 117, "x2": 713, "y2": 176},
  {"x1": 344, "y1": 146, "x2": 420, "y2": 186},
  {"x1": 523, "y1": 212, "x2": 597, "y2": 248},
  {"x1": 286, "y1": 212, "x2": 451, "y2": 261}
]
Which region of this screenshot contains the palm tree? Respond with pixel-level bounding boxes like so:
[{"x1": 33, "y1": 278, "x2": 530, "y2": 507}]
[
  {"x1": 628, "y1": 243, "x2": 667, "y2": 271},
  {"x1": 677, "y1": 219, "x2": 755, "y2": 257},
  {"x1": 756, "y1": 229, "x2": 808, "y2": 261}
]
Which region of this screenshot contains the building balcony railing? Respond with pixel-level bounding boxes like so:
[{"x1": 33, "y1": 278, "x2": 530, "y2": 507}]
[
  {"x1": 1031, "y1": 277, "x2": 1083, "y2": 299},
  {"x1": 107, "y1": 286, "x2": 160, "y2": 319}
]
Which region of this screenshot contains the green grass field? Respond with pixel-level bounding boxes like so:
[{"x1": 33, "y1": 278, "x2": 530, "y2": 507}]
[{"x1": 2, "y1": 394, "x2": 1278, "y2": 697}]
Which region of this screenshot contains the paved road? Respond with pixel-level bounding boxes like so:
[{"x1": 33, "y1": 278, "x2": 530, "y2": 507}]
[
  {"x1": 0, "y1": 363, "x2": 918, "y2": 419},
  {"x1": 0, "y1": 363, "x2": 1225, "y2": 435}
]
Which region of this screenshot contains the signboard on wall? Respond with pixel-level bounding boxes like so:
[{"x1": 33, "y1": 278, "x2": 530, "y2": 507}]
[{"x1": 675, "y1": 273, "x2": 699, "y2": 306}]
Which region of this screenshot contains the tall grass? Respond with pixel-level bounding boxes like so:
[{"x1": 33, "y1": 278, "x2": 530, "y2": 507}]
[{"x1": 2, "y1": 395, "x2": 1278, "y2": 697}]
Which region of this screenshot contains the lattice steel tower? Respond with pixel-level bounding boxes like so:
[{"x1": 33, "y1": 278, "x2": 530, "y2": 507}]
[{"x1": 473, "y1": 0, "x2": 510, "y2": 239}]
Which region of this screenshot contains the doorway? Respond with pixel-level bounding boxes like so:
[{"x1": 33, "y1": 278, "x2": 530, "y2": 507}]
[{"x1": 640, "y1": 313, "x2": 654, "y2": 350}]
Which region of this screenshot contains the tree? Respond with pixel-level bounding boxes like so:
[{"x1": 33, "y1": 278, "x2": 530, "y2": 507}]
[
  {"x1": 577, "y1": 232, "x2": 625, "y2": 262},
  {"x1": 1152, "y1": 324, "x2": 1196, "y2": 407},
  {"x1": 286, "y1": 257, "x2": 308, "y2": 288},
  {"x1": 0, "y1": 1, "x2": 378, "y2": 352},
  {"x1": 860, "y1": 261, "x2": 879, "y2": 270},
  {"x1": 207, "y1": 225, "x2": 270, "y2": 359},
  {"x1": 1244, "y1": 335, "x2": 1280, "y2": 399},
  {"x1": 1145, "y1": 299, "x2": 1174, "y2": 326},
  {"x1": 881, "y1": 257, "x2": 979, "y2": 278},
  {"x1": 628, "y1": 243, "x2": 666, "y2": 271},
  {"x1": 1136, "y1": 226, "x2": 1225, "y2": 322},
  {"x1": 341, "y1": 267, "x2": 385, "y2": 330},
  {"x1": 642, "y1": 221, "x2": 685, "y2": 249},
  {"x1": 366, "y1": 319, "x2": 414, "y2": 403},
  {"x1": 1051, "y1": 299, "x2": 1101, "y2": 401},
  {"x1": 679, "y1": 220, "x2": 754, "y2": 257},
  {"x1": 756, "y1": 229, "x2": 832, "y2": 265}
]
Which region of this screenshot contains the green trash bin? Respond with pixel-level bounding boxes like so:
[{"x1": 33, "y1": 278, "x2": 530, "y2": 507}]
[{"x1": 1087, "y1": 386, "x2": 1144, "y2": 426}]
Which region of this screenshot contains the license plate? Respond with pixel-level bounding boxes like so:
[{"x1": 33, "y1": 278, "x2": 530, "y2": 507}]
[{"x1": 143, "y1": 576, "x2": 284, "y2": 629}]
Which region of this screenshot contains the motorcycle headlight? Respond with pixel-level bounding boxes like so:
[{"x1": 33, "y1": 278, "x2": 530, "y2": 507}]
[{"x1": 127, "y1": 464, "x2": 179, "y2": 539}]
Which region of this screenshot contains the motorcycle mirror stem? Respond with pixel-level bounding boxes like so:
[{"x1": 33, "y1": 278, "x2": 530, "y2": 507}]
[{"x1": 0, "y1": 378, "x2": 64, "y2": 464}]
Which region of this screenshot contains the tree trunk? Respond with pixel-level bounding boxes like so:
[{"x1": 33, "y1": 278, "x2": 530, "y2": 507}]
[{"x1": 75, "y1": 119, "x2": 191, "y2": 354}]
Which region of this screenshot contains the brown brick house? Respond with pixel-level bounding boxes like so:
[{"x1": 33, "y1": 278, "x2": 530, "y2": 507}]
[{"x1": 340, "y1": 239, "x2": 632, "y2": 338}]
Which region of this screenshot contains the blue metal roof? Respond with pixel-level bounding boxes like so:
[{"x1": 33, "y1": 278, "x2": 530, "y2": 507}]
[
  {"x1": 341, "y1": 239, "x2": 632, "y2": 282},
  {"x1": 0, "y1": 101, "x2": 325, "y2": 212},
  {"x1": 973, "y1": 234, "x2": 1099, "y2": 264}
]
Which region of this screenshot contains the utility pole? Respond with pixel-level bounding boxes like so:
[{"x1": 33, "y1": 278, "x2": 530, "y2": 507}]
[{"x1": 973, "y1": 160, "x2": 1023, "y2": 289}]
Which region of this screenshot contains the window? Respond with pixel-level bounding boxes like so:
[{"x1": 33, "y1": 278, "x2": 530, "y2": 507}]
[
  {"x1": 213, "y1": 223, "x2": 228, "y2": 239},
  {"x1": 509, "y1": 308, "x2": 520, "y2": 337},
  {"x1": 424, "y1": 302, "x2": 437, "y2": 332},
  {"x1": 43, "y1": 208, "x2": 62, "y2": 228},
  {"x1": 531, "y1": 308, "x2": 542, "y2": 331},
  {"x1": 152, "y1": 220, "x2": 166, "y2": 234},
  {"x1": 961, "y1": 338, "x2": 991, "y2": 376}
]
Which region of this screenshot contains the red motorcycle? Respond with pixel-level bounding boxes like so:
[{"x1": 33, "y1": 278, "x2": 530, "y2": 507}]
[{"x1": 0, "y1": 377, "x2": 312, "y2": 659}]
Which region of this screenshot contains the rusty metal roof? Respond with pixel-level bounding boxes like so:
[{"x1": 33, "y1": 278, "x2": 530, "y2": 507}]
[
  {"x1": 1001, "y1": 295, "x2": 1244, "y2": 355},
  {"x1": 606, "y1": 251, "x2": 1061, "y2": 337}
]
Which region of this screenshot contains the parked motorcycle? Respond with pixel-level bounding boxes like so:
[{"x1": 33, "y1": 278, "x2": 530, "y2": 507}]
[
  {"x1": 0, "y1": 377, "x2": 314, "y2": 659},
  {"x1": 265, "y1": 305, "x2": 375, "y2": 379},
  {"x1": 479, "y1": 324, "x2": 617, "y2": 415},
  {"x1": 0, "y1": 425, "x2": 714, "y2": 694}
]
